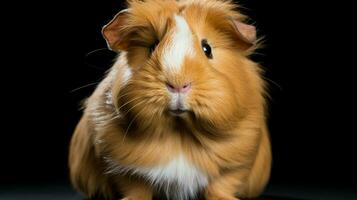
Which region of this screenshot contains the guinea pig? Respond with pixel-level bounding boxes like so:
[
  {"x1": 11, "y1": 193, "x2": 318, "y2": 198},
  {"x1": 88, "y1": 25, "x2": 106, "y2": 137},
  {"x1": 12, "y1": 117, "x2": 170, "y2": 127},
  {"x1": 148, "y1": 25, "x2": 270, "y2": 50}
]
[{"x1": 69, "y1": 0, "x2": 272, "y2": 199}]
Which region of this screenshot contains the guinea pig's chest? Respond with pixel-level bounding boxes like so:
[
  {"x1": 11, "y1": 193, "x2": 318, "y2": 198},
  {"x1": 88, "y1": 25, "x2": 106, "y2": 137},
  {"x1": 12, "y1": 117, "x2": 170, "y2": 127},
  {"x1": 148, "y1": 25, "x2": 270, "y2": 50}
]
[{"x1": 115, "y1": 154, "x2": 208, "y2": 199}]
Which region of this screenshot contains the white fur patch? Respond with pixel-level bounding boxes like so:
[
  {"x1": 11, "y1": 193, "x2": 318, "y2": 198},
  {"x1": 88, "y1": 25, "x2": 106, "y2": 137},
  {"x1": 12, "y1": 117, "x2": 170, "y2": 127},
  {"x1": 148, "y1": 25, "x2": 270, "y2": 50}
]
[
  {"x1": 114, "y1": 52, "x2": 132, "y2": 86},
  {"x1": 169, "y1": 93, "x2": 180, "y2": 109},
  {"x1": 105, "y1": 90, "x2": 113, "y2": 105},
  {"x1": 122, "y1": 65, "x2": 132, "y2": 85},
  {"x1": 162, "y1": 15, "x2": 195, "y2": 73},
  {"x1": 103, "y1": 66, "x2": 131, "y2": 106},
  {"x1": 105, "y1": 154, "x2": 208, "y2": 200},
  {"x1": 169, "y1": 93, "x2": 188, "y2": 112}
]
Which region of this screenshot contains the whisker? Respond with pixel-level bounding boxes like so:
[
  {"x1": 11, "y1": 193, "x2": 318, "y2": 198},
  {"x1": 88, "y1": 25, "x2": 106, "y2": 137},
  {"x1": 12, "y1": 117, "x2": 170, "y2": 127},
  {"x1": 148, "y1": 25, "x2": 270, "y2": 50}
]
[
  {"x1": 70, "y1": 82, "x2": 100, "y2": 93},
  {"x1": 115, "y1": 91, "x2": 135, "y2": 100},
  {"x1": 85, "y1": 48, "x2": 109, "y2": 57},
  {"x1": 122, "y1": 100, "x2": 146, "y2": 117},
  {"x1": 116, "y1": 96, "x2": 143, "y2": 112},
  {"x1": 115, "y1": 90, "x2": 151, "y2": 100},
  {"x1": 108, "y1": 112, "x2": 121, "y2": 121}
]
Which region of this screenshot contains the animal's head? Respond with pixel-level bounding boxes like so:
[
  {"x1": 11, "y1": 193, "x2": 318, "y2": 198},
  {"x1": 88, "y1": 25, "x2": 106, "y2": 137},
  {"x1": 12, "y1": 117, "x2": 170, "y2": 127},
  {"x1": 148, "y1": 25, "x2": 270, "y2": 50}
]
[{"x1": 103, "y1": 0, "x2": 265, "y2": 135}]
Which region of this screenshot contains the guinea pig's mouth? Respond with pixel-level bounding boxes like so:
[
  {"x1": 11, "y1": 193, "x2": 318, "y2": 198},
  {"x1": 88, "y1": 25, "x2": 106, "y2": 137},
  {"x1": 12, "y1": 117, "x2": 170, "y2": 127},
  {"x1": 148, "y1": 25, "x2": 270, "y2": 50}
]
[{"x1": 168, "y1": 109, "x2": 189, "y2": 116}]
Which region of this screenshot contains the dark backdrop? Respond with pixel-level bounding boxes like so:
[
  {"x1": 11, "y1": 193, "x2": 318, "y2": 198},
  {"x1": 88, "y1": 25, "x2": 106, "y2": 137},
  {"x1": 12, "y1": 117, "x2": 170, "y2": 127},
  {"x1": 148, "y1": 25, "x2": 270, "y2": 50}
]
[{"x1": 2, "y1": 0, "x2": 355, "y2": 192}]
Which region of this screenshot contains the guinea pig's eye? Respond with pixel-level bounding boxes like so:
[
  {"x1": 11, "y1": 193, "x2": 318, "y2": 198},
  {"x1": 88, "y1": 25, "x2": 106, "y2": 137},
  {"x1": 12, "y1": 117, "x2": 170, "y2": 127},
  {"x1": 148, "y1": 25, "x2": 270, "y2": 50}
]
[
  {"x1": 149, "y1": 40, "x2": 159, "y2": 54},
  {"x1": 201, "y1": 39, "x2": 212, "y2": 59}
]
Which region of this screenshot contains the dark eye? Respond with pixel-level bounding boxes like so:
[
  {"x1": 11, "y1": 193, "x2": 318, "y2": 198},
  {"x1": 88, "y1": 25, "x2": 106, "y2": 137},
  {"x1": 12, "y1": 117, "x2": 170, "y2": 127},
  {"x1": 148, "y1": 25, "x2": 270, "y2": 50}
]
[{"x1": 201, "y1": 39, "x2": 212, "y2": 59}]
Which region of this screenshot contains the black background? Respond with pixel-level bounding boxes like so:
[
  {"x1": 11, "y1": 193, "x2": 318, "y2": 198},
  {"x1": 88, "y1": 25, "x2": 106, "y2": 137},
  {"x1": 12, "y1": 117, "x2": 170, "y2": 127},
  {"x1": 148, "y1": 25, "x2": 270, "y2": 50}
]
[{"x1": 2, "y1": 0, "x2": 355, "y2": 196}]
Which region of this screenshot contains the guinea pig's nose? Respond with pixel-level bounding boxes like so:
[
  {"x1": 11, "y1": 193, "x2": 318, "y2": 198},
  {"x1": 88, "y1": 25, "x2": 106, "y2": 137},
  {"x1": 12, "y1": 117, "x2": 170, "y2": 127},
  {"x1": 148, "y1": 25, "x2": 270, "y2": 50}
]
[{"x1": 166, "y1": 82, "x2": 191, "y2": 93}]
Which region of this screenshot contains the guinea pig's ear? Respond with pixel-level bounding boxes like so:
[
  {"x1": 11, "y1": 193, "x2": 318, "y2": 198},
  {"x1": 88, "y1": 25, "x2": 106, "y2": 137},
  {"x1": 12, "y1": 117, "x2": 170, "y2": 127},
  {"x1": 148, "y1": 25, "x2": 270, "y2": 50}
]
[
  {"x1": 232, "y1": 20, "x2": 257, "y2": 49},
  {"x1": 102, "y1": 9, "x2": 131, "y2": 52}
]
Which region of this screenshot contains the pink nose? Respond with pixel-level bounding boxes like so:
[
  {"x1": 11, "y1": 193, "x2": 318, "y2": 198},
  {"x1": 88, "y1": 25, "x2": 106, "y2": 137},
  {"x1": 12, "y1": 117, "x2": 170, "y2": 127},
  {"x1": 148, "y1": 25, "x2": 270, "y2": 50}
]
[{"x1": 166, "y1": 82, "x2": 191, "y2": 93}]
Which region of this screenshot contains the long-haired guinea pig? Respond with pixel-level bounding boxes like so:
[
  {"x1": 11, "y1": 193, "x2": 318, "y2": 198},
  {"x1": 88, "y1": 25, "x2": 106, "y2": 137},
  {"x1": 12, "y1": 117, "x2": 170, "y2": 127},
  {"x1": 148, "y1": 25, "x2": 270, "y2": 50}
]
[{"x1": 69, "y1": 0, "x2": 272, "y2": 199}]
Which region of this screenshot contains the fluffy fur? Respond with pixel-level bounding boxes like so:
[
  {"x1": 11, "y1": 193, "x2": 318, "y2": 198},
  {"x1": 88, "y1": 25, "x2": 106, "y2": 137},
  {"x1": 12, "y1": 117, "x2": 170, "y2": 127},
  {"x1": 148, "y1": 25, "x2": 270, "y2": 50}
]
[{"x1": 69, "y1": 0, "x2": 272, "y2": 199}]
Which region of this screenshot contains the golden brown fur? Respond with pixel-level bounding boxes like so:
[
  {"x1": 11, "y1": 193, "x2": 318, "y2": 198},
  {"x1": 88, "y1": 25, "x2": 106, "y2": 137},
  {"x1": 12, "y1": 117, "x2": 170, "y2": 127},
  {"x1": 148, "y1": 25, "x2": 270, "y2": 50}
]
[{"x1": 69, "y1": 0, "x2": 271, "y2": 199}]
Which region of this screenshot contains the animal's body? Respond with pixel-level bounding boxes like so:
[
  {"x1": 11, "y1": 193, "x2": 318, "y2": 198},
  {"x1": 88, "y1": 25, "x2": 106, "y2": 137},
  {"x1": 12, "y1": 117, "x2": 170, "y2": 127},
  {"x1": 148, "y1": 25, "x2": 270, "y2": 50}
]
[{"x1": 69, "y1": 0, "x2": 272, "y2": 199}]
